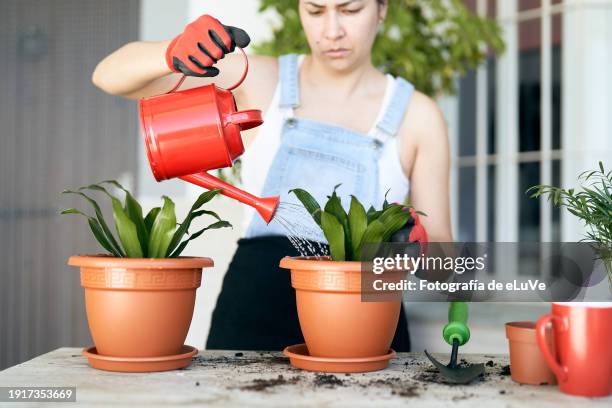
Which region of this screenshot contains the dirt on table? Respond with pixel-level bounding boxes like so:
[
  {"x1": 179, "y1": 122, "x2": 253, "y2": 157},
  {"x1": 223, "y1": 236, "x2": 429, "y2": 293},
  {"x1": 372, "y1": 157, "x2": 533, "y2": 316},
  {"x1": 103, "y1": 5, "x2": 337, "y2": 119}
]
[
  {"x1": 187, "y1": 354, "x2": 290, "y2": 370},
  {"x1": 193, "y1": 351, "x2": 510, "y2": 399},
  {"x1": 240, "y1": 374, "x2": 302, "y2": 391},
  {"x1": 500, "y1": 365, "x2": 511, "y2": 376},
  {"x1": 313, "y1": 374, "x2": 345, "y2": 388}
]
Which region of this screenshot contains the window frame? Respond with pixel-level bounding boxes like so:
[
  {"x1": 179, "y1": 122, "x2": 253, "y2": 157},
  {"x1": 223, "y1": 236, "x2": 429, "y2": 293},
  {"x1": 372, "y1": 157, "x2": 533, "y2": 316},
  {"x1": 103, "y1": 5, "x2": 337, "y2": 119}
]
[{"x1": 451, "y1": 0, "x2": 566, "y2": 244}]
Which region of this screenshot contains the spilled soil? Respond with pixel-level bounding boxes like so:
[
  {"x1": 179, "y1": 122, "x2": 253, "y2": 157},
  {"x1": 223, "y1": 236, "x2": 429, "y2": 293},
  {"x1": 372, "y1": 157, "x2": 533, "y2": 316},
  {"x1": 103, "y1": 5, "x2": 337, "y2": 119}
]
[
  {"x1": 313, "y1": 374, "x2": 345, "y2": 388},
  {"x1": 240, "y1": 374, "x2": 302, "y2": 391},
  {"x1": 187, "y1": 351, "x2": 513, "y2": 400}
]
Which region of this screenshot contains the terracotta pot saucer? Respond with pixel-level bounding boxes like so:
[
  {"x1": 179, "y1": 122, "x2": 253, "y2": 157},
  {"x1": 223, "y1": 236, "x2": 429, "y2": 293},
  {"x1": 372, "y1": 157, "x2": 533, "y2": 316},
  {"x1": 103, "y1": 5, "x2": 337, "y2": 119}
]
[
  {"x1": 82, "y1": 345, "x2": 198, "y2": 373},
  {"x1": 283, "y1": 344, "x2": 396, "y2": 373}
]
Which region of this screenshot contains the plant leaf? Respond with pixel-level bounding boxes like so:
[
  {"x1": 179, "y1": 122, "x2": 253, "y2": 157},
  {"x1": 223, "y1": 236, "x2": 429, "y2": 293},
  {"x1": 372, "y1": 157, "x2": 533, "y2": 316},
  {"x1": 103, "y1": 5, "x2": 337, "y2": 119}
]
[
  {"x1": 81, "y1": 182, "x2": 149, "y2": 256},
  {"x1": 324, "y1": 186, "x2": 351, "y2": 259},
  {"x1": 382, "y1": 189, "x2": 392, "y2": 209},
  {"x1": 321, "y1": 211, "x2": 345, "y2": 261},
  {"x1": 120, "y1": 191, "x2": 148, "y2": 255},
  {"x1": 357, "y1": 210, "x2": 410, "y2": 260},
  {"x1": 110, "y1": 198, "x2": 143, "y2": 258},
  {"x1": 60, "y1": 208, "x2": 121, "y2": 256},
  {"x1": 166, "y1": 189, "x2": 222, "y2": 256},
  {"x1": 190, "y1": 188, "x2": 223, "y2": 212},
  {"x1": 169, "y1": 220, "x2": 232, "y2": 257},
  {"x1": 381, "y1": 211, "x2": 411, "y2": 241},
  {"x1": 348, "y1": 195, "x2": 367, "y2": 257},
  {"x1": 366, "y1": 205, "x2": 383, "y2": 224},
  {"x1": 147, "y1": 196, "x2": 177, "y2": 258},
  {"x1": 356, "y1": 219, "x2": 386, "y2": 260},
  {"x1": 378, "y1": 204, "x2": 405, "y2": 224},
  {"x1": 289, "y1": 188, "x2": 322, "y2": 225},
  {"x1": 144, "y1": 207, "x2": 161, "y2": 232},
  {"x1": 61, "y1": 189, "x2": 125, "y2": 257}
]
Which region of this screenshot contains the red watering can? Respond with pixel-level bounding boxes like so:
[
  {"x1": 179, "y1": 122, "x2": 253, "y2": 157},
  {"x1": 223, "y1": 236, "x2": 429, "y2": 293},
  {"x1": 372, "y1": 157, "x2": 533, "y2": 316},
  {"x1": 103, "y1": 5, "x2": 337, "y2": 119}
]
[{"x1": 138, "y1": 49, "x2": 279, "y2": 223}]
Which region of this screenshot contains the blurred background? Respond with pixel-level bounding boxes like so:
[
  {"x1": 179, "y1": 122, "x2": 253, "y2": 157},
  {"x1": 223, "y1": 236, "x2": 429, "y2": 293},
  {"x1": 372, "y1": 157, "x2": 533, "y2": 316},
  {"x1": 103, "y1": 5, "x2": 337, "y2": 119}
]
[{"x1": 1, "y1": 0, "x2": 611, "y2": 370}]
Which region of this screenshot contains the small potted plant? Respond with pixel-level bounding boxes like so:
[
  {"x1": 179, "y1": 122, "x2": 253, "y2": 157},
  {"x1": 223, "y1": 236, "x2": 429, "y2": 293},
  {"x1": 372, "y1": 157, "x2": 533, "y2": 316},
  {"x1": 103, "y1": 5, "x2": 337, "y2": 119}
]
[
  {"x1": 62, "y1": 180, "x2": 231, "y2": 371},
  {"x1": 528, "y1": 161, "x2": 612, "y2": 293},
  {"x1": 280, "y1": 186, "x2": 426, "y2": 368}
]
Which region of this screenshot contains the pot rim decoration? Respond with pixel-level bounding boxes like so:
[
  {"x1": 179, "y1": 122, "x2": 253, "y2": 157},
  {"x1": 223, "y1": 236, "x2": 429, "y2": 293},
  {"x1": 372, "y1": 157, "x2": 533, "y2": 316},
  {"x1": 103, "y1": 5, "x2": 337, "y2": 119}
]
[
  {"x1": 280, "y1": 256, "x2": 406, "y2": 294},
  {"x1": 69, "y1": 254, "x2": 213, "y2": 291},
  {"x1": 280, "y1": 256, "x2": 362, "y2": 271},
  {"x1": 69, "y1": 254, "x2": 213, "y2": 269}
]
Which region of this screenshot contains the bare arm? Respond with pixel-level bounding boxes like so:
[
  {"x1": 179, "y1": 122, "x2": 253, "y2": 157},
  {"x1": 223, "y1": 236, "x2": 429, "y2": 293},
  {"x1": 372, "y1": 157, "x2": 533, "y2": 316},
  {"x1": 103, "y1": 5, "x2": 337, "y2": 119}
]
[
  {"x1": 92, "y1": 15, "x2": 255, "y2": 101},
  {"x1": 400, "y1": 92, "x2": 453, "y2": 242},
  {"x1": 92, "y1": 40, "x2": 175, "y2": 99},
  {"x1": 92, "y1": 40, "x2": 257, "y2": 100}
]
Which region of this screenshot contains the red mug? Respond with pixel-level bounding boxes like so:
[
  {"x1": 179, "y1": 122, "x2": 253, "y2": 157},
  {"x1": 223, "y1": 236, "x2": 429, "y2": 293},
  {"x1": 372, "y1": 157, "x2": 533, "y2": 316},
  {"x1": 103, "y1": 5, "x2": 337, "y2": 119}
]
[{"x1": 536, "y1": 302, "x2": 612, "y2": 397}]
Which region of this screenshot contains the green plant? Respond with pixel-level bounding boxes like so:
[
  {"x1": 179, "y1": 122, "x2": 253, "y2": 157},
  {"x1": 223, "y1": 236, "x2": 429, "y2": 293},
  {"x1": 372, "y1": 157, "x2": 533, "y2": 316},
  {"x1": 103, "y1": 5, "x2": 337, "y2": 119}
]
[
  {"x1": 527, "y1": 162, "x2": 612, "y2": 291},
  {"x1": 290, "y1": 185, "x2": 420, "y2": 261},
  {"x1": 255, "y1": 0, "x2": 505, "y2": 96},
  {"x1": 60, "y1": 180, "x2": 231, "y2": 258}
]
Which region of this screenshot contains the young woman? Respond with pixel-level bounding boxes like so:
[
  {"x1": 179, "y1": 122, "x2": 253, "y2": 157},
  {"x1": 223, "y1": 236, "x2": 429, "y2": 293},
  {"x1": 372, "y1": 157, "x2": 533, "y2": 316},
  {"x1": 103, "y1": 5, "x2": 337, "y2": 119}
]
[{"x1": 92, "y1": 0, "x2": 452, "y2": 352}]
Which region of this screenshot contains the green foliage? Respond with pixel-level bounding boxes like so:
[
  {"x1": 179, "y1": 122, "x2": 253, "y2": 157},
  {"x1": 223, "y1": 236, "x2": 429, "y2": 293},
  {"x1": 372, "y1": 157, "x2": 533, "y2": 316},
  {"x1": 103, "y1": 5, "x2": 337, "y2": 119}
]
[
  {"x1": 527, "y1": 162, "x2": 612, "y2": 291},
  {"x1": 61, "y1": 181, "x2": 232, "y2": 258},
  {"x1": 290, "y1": 186, "x2": 413, "y2": 261},
  {"x1": 255, "y1": 0, "x2": 505, "y2": 96}
]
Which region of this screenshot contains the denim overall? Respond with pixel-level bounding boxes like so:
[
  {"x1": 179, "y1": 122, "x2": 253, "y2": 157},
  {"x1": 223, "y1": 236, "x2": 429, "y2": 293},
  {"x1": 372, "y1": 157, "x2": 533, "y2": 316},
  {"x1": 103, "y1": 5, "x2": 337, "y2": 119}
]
[
  {"x1": 245, "y1": 54, "x2": 414, "y2": 241},
  {"x1": 206, "y1": 54, "x2": 414, "y2": 351}
]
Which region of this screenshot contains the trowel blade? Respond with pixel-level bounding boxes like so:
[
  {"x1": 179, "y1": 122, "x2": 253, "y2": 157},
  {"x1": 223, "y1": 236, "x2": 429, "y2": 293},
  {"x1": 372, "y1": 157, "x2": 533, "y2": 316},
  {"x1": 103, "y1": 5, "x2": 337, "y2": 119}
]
[{"x1": 424, "y1": 350, "x2": 485, "y2": 384}]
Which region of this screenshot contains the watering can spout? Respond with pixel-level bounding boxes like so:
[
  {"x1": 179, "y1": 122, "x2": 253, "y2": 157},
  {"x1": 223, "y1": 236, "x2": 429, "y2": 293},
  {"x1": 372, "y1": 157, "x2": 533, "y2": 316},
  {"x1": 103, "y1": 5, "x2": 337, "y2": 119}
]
[{"x1": 180, "y1": 173, "x2": 279, "y2": 224}]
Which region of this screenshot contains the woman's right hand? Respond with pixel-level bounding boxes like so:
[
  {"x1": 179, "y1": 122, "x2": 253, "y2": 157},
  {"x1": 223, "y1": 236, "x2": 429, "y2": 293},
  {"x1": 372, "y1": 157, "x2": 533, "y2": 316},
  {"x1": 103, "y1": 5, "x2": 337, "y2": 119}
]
[{"x1": 166, "y1": 15, "x2": 251, "y2": 77}]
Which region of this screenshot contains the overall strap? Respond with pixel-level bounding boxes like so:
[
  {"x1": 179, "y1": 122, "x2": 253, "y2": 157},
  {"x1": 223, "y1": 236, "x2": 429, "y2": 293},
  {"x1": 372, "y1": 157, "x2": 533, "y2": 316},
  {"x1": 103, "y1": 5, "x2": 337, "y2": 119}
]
[
  {"x1": 278, "y1": 54, "x2": 300, "y2": 118},
  {"x1": 371, "y1": 77, "x2": 415, "y2": 144}
]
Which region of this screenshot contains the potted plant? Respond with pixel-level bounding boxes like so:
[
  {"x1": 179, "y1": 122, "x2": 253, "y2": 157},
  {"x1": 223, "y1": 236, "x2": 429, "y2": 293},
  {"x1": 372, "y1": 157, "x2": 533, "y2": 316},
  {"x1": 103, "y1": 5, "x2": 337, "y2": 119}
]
[
  {"x1": 528, "y1": 161, "x2": 612, "y2": 293},
  {"x1": 62, "y1": 180, "x2": 231, "y2": 371},
  {"x1": 280, "y1": 186, "x2": 426, "y2": 364}
]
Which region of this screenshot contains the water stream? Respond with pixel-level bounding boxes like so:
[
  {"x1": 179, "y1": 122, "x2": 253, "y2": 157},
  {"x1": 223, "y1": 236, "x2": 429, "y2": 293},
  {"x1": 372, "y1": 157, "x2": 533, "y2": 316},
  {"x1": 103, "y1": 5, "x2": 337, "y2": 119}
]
[{"x1": 269, "y1": 202, "x2": 329, "y2": 257}]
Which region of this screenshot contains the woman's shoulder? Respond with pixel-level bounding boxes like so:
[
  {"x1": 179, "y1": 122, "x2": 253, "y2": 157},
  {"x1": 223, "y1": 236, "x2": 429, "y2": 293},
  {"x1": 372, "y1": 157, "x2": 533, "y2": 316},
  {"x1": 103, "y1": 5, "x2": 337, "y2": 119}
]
[
  {"x1": 396, "y1": 84, "x2": 448, "y2": 154},
  {"x1": 407, "y1": 91, "x2": 444, "y2": 124},
  {"x1": 393, "y1": 82, "x2": 448, "y2": 177},
  {"x1": 400, "y1": 86, "x2": 446, "y2": 138}
]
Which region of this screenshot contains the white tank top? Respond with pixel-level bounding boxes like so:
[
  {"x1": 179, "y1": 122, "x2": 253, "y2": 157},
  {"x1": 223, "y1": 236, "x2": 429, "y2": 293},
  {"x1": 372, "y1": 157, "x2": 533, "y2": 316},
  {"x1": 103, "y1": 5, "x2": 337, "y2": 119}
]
[{"x1": 240, "y1": 56, "x2": 410, "y2": 234}]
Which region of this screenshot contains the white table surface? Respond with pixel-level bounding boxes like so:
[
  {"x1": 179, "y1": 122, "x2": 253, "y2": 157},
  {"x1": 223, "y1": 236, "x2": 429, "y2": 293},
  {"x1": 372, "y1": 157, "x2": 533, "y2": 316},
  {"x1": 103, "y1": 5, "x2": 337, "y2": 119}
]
[{"x1": 0, "y1": 348, "x2": 610, "y2": 407}]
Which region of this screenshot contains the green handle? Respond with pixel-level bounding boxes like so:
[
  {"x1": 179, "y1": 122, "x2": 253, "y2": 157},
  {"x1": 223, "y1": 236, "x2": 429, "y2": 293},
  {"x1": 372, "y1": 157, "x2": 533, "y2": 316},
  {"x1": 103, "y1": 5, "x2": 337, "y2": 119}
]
[{"x1": 443, "y1": 301, "x2": 470, "y2": 346}]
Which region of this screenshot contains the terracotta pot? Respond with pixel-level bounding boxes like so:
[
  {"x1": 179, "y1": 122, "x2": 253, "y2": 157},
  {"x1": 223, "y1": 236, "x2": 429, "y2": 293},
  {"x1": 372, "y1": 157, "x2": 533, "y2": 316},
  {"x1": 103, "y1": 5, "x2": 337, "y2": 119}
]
[
  {"x1": 505, "y1": 321, "x2": 557, "y2": 385},
  {"x1": 68, "y1": 255, "x2": 213, "y2": 358},
  {"x1": 279, "y1": 256, "x2": 401, "y2": 358}
]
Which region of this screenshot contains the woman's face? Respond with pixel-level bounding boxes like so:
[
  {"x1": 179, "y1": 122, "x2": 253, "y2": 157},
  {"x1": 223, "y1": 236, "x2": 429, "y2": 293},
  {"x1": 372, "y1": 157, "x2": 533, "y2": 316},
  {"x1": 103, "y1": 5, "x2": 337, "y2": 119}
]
[{"x1": 299, "y1": 0, "x2": 386, "y2": 71}]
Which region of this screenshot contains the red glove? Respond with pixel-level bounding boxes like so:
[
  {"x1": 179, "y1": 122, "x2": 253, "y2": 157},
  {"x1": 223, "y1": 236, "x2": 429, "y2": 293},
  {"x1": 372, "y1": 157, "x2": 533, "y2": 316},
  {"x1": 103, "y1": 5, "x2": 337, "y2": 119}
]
[
  {"x1": 408, "y1": 208, "x2": 428, "y2": 255},
  {"x1": 165, "y1": 15, "x2": 250, "y2": 77}
]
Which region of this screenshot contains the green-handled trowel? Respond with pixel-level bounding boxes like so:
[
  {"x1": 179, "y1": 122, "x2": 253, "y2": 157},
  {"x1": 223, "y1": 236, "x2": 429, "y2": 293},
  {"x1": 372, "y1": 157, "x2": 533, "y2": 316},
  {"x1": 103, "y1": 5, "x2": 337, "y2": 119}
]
[{"x1": 424, "y1": 301, "x2": 485, "y2": 384}]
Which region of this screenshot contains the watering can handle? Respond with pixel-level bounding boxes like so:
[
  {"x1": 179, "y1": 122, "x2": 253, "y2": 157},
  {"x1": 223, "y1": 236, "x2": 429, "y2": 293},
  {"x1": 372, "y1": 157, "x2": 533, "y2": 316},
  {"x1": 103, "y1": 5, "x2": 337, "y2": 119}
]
[{"x1": 166, "y1": 47, "x2": 249, "y2": 94}]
